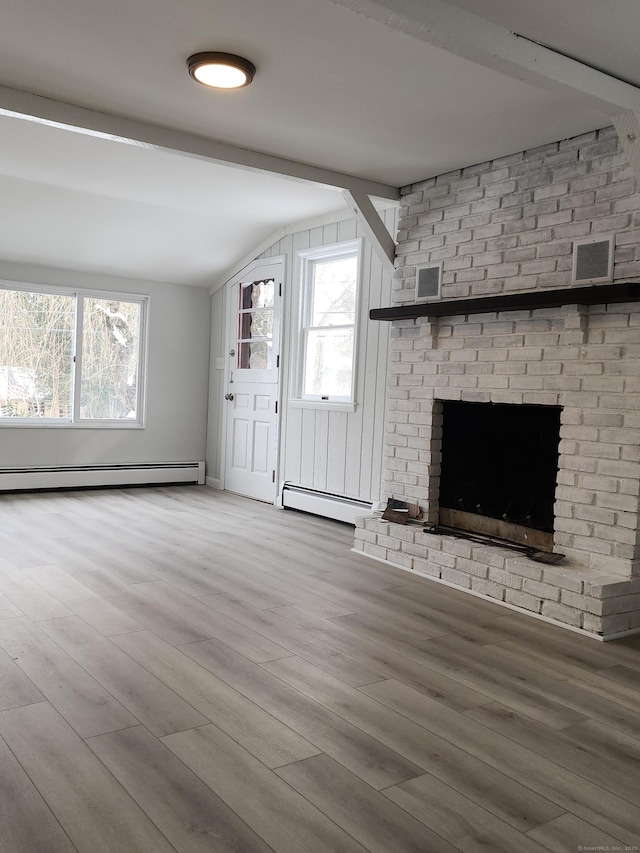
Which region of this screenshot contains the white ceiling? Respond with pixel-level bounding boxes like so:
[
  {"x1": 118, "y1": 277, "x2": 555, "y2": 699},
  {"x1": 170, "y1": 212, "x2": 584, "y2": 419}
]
[{"x1": 0, "y1": 0, "x2": 637, "y2": 287}]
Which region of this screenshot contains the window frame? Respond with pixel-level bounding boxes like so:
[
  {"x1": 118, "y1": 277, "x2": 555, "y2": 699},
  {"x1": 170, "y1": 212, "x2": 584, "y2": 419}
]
[
  {"x1": 0, "y1": 280, "x2": 148, "y2": 428},
  {"x1": 294, "y1": 239, "x2": 362, "y2": 409}
]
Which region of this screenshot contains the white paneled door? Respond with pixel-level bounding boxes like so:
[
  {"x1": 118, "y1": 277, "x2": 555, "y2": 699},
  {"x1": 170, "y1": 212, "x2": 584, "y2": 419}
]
[{"x1": 224, "y1": 259, "x2": 282, "y2": 502}]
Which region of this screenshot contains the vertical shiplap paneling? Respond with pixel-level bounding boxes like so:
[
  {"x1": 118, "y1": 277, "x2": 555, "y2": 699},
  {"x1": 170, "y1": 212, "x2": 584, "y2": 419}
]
[
  {"x1": 254, "y1": 209, "x2": 395, "y2": 505},
  {"x1": 322, "y1": 222, "x2": 339, "y2": 245},
  {"x1": 312, "y1": 408, "x2": 329, "y2": 492},
  {"x1": 337, "y1": 218, "x2": 358, "y2": 243},
  {"x1": 325, "y1": 411, "x2": 348, "y2": 495},
  {"x1": 283, "y1": 406, "x2": 303, "y2": 484},
  {"x1": 299, "y1": 407, "x2": 317, "y2": 487}
]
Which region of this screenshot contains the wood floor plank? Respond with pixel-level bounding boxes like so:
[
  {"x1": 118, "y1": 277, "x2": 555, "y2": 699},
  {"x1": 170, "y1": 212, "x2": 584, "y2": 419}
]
[
  {"x1": 274, "y1": 568, "x2": 449, "y2": 642},
  {"x1": 0, "y1": 617, "x2": 138, "y2": 737},
  {"x1": 172, "y1": 551, "x2": 295, "y2": 609},
  {"x1": 489, "y1": 612, "x2": 623, "y2": 672},
  {"x1": 0, "y1": 590, "x2": 24, "y2": 619},
  {"x1": 312, "y1": 565, "x2": 408, "y2": 593},
  {"x1": 0, "y1": 642, "x2": 44, "y2": 711},
  {"x1": 383, "y1": 771, "x2": 553, "y2": 853},
  {"x1": 69, "y1": 570, "x2": 131, "y2": 599},
  {"x1": 201, "y1": 592, "x2": 388, "y2": 686},
  {"x1": 22, "y1": 565, "x2": 104, "y2": 608},
  {"x1": 265, "y1": 660, "x2": 564, "y2": 832},
  {"x1": 104, "y1": 580, "x2": 294, "y2": 661},
  {"x1": 0, "y1": 563, "x2": 73, "y2": 621},
  {"x1": 130, "y1": 550, "x2": 227, "y2": 598},
  {"x1": 276, "y1": 752, "x2": 460, "y2": 853},
  {"x1": 358, "y1": 676, "x2": 640, "y2": 845},
  {"x1": 0, "y1": 703, "x2": 176, "y2": 853},
  {"x1": 464, "y1": 701, "x2": 640, "y2": 805},
  {"x1": 450, "y1": 637, "x2": 640, "y2": 739},
  {"x1": 113, "y1": 629, "x2": 320, "y2": 767},
  {"x1": 490, "y1": 640, "x2": 640, "y2": 715},
  {"x1": 414, "y1": 634, "x2": 589, "y2": 730},
  {"x1": 60, "y1": 538, "x2": 161, "y2": 583},
  {"x1": 87, "y1": 725, "x2": 274, "y2": 853},
  {"x1": 65, "y1": 596, "x2": 144, "y2": 637},
  {"x1": 0, "y1": 733, "x2": 77, "y2": 853},
  {"x1": 163, "y1": 724, "x2": 371, "y2": 853},
  {"x1": 180, "y1": 637, "x2": 424, "y2": 789},
  {"x1": 257, "y1": 573, "x2": 357, "y2": 619},
  {"x1": 268, "y1": 603, "x2": 498, "y2": 712},
  {"x1": 39, "y1": 616, "x2": 208, "y2": 736},
  {"x1": 362, "y1": 585, "x2": 518, "y2": 645},
  {"x1": 526, "y1": 813, "x2": 628, "y2": 851}
]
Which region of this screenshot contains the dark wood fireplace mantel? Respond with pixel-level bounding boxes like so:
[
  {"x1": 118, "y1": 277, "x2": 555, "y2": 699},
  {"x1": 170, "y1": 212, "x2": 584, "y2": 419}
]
[{"x1": 370, "y1": 282, "x2": 640, "y2": 321}]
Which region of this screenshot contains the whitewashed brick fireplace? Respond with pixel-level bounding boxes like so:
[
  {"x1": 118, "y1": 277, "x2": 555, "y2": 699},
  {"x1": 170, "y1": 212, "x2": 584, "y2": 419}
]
[{"x1": 355, "y1": 126, "x2": 640, "y2": 639}]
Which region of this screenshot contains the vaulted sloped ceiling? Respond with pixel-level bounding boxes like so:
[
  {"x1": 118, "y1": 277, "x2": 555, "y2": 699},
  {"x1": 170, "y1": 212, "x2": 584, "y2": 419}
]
[{"x1": 0, "y1": 0, "x2": 637, "y2": 286}]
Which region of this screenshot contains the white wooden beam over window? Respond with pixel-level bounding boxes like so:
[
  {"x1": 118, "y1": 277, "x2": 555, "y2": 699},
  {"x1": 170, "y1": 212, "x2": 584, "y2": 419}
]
[
  {"x1": 0, "y1": 84, "x2": 399, "y2": 202},
  {"x1": 328, "y1": 0, "x2": 640, "y2": 114}
]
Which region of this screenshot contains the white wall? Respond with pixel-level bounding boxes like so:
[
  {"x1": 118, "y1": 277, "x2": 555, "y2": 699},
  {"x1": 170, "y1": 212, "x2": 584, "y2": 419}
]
[
  {"x1": 0, "y1": 262, "x2": 211, "y2": 468},
  {"x1": 205, "y1": 285, "x2": 225, "y2": 485},
  {"x1": 207, "y1": 208, "x2": 397, "y2": 504}
]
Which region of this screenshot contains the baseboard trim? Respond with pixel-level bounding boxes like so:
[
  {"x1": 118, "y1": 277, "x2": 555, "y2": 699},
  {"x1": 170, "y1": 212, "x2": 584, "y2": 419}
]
[{"x1": 205, "y1": 477, "x2": 223, "y2": 490}]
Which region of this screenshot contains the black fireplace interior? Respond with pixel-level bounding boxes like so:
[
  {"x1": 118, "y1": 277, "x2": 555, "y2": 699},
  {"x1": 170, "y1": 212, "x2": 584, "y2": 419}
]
[{"x1": 439, "y1": 401, "x2": 562, "y2": 533}]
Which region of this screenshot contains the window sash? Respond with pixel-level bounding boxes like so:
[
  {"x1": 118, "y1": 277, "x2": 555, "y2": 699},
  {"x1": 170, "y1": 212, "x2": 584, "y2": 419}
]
[
  {"x1": 0, "y1": 281, "x2": 146, "y2": 426},
  {"x1": 298, "y1": 242, "x2": 360, "y2": 403}
]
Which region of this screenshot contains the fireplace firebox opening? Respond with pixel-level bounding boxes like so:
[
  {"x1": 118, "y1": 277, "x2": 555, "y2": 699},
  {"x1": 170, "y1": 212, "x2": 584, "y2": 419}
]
[{"x1": 438, "y1": 401, "x2": 562, "y2": 551}]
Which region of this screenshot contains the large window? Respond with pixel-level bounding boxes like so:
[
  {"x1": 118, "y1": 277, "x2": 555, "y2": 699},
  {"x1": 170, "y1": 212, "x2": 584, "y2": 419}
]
[
  {"x1": 298, "y1": 241, "x2": 361, "y2": 404},
  {"x1": 0, "y1": 283, "x2": 146, "y2": 425}
]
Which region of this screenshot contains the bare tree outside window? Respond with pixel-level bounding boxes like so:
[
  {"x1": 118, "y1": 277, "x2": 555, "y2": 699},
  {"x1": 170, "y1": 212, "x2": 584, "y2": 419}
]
[
  {"x1": 0, "y1": 286, "x2": 145, "y2": 423},
  {"x1": 81, "y1": 299, "x2": 140, "y2": 419},
  {"x1": 0, "y1": 290, "x2": 74, "y2": 418}
]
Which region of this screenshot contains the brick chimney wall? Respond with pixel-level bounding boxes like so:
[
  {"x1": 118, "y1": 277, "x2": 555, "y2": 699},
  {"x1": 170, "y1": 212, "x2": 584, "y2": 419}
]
[{"x1": 355, "y1": 126, "x2": 640, "y2": 638}]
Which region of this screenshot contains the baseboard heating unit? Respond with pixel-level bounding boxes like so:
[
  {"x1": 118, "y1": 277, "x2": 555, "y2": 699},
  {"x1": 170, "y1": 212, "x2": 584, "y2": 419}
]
[
  {"x1": 281, "y1": 483, "x2": 372, "y2": 525},
  {"x1": 0, "y1": 461, "x2": 205, "y2": 492}
]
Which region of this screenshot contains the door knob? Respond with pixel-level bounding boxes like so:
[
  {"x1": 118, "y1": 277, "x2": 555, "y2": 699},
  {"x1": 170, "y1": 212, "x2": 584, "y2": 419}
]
[{"x1": 224, "y1": 393, "x2": 234, "y2": 401}]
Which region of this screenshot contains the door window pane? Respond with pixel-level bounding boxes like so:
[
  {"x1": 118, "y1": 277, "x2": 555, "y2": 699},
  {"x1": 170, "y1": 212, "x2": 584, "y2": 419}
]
[
  {"x1": 241, "y1": 279, "x2": 274, "y2": 309},
  {"x1": 238, "y1": 340, "x2": 272, "y2": 370},
  {"x1": 237, "y1": 279, "x2": 274, "y2": 370}
]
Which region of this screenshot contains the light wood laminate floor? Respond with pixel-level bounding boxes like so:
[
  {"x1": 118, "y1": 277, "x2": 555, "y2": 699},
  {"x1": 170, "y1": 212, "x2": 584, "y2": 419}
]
[{"x1": 0, "y1": 485, "x2": 638, "y2": 853}]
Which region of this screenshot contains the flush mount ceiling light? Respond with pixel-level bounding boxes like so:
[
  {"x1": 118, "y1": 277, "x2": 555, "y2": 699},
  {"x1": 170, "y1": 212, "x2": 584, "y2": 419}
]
[{"x1": 187, "y1": 52, "x2": 256, "y2": 89}]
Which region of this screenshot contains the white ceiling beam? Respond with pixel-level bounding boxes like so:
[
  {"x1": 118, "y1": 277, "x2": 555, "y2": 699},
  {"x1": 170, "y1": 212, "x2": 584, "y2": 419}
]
[
  {"x1": 613, "y1": 111, "x2": 640, "y2": 185},
  {"x1": 0, "y1": 84, "x2": 399, "y2": 202},
  {"x1": 343, "y1": 190, "x2": 396, "y2": 278},
  {"x1": 329, "y1": 0, "x2": 640, "y2": 114}
]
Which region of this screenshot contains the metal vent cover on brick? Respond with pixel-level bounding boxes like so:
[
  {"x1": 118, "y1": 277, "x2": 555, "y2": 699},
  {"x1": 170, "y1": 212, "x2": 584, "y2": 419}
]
[
  {"x1": 415, "y1": 263, "x2": 442, "y2": 302},
  {"x1": 572, "y1": 236, "x2": 614, "y2": 284}
]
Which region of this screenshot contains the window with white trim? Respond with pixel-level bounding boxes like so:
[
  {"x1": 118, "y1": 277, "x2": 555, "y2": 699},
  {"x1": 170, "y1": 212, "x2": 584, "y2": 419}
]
[
  {"x1": 298, "y1": 241, "x2": 360, "y2": 404},
  {"x1": 0, "y1": 282, "x2": 147, "y2": 425}
]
